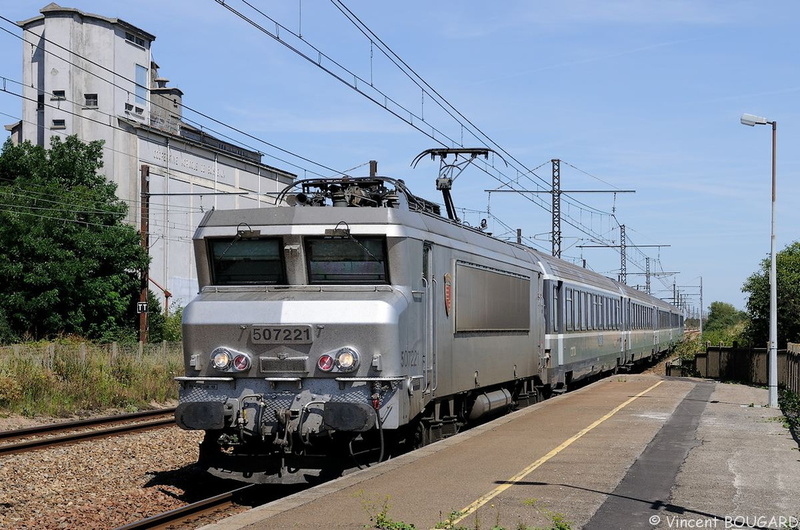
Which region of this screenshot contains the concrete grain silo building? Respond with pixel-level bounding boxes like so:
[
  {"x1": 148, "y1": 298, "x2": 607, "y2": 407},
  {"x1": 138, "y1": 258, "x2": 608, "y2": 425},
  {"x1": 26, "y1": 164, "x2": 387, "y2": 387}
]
[{"x1": 6, "y1": 3, "x2": 295, "y2": 317}]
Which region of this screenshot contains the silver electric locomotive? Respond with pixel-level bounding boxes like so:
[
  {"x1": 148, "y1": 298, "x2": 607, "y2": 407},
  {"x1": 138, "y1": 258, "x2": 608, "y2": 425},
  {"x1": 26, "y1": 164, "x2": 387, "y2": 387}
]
[{"x1": 175, "y1": 175, "x2": 683, "y2": 479}]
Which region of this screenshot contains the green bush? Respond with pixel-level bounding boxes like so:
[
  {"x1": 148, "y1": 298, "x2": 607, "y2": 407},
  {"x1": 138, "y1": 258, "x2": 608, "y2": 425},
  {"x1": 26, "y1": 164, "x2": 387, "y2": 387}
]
[{"x1": 778, "y1": 388, "x2": 800, "y2": 440}]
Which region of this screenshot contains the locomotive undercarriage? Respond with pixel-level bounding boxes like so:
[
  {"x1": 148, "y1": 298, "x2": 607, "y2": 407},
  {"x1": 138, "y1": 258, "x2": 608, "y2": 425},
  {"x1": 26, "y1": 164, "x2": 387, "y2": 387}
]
[
  {"x1": 180, "y1": 374, "x2": 548, "y2": 479},
  {"x1": 410, "y1": 375, "x2": 546, "y2": 448},
  {"x1": 177, "y1": 378, "x2": 403, "y2": 477}
]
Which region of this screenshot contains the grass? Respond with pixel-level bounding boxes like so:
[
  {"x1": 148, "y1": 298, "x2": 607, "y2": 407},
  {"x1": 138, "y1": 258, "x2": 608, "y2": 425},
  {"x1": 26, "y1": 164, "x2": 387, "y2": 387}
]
[
  {"x1": 360, "y1": 492, "x2": 572, "y2": 530},
  {"x1": 0, "y1": 339, "x2": 183, "y2": 418}
]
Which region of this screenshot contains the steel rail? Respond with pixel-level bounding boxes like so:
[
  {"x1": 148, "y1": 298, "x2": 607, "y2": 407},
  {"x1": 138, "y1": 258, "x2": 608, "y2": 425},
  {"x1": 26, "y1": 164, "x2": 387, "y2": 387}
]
[
  {"x1": 0, "y1": 408, "x2": 177, "y2": 441},
  {"x1": 114, "y1": 484, "x2": 257, "y2": 530},
  {"x1": 0, "y1": 409, "x2": 177, "y2": 456}
]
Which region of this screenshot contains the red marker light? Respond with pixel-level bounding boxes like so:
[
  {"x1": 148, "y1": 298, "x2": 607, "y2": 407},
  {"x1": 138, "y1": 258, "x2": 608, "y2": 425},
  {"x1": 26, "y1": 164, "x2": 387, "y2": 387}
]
[
  {"x1": 233, "y1": 354, "x2": 251, "y2": 371},
  {"x1": 318, "y1": 354, "x2": 334, "y2": 372}
]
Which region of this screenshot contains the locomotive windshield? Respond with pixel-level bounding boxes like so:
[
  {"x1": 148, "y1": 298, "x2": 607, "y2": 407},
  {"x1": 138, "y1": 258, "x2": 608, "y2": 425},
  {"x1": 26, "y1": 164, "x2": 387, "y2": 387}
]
[
  {"x1": 306, "y1": 236, "x2": 388, "y2": 284},
  {"x1": 209, "y1": 237, "x2": 286, "y2": 285}
]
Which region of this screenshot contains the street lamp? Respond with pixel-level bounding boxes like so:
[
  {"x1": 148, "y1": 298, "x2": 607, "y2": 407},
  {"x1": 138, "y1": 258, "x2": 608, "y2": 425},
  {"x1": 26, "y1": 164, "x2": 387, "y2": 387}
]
[{"x1": 740, "y1": 112, "x2": 778, "y2": 407}]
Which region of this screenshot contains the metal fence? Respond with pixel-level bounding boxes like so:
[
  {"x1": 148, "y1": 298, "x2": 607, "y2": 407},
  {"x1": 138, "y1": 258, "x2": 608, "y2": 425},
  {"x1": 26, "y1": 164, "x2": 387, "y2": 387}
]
[{"x1": 667, "y1": 342, "x2": 800, "y2": 394}]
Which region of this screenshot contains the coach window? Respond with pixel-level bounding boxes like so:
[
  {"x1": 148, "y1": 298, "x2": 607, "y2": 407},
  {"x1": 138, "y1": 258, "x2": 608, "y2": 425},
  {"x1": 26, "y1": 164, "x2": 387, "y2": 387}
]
[
  {"x1": 585, "y1": 293, "x2": 591, "y2": 331},
  {"x1": 551, "y1": 284, "x2": 560, "y2": 333},
  {"x1": 565, "y1": 288, "x2": 574, "y2": 331},
  {"x1": 592, "y1": 294, "x2": 598, "y2": 330},
  {"x1": 306, "y1": 236, "x2": 388, "y2": 284},
  {"x1": 598, "y1": 296, "x2": 603, "y2": 330},
  {"x1": 585, "y1": 293, "x2": 591, "y2": 330},
  {"x1": 209, "y1": 237, "x2": 285, "y2": 285},
  {"x1": 596, "y1": 295, "x2": 602, "y2": 330},
  {"x1": 582, "y1": 292, "x2": 588, "y2": 331}
]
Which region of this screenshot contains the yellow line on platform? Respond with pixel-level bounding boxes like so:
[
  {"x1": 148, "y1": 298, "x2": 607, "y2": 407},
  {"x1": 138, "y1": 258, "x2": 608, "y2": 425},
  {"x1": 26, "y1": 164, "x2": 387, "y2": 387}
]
[{"x1": 448, "y1": 380, "x2": 664, "y2": 527}]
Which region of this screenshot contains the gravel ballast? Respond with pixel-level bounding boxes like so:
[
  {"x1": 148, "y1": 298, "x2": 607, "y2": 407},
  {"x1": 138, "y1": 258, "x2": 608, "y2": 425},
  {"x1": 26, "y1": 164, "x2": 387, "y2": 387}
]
[{"x1": 0, "y1": 415, "x2": 210, "y2": 529}]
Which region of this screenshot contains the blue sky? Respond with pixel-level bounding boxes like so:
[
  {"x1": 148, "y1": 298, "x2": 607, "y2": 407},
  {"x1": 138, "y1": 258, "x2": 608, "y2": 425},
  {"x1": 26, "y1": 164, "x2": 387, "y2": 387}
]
[{"x1": 2, "y1": 1, "x2": 799, "y2": 314}]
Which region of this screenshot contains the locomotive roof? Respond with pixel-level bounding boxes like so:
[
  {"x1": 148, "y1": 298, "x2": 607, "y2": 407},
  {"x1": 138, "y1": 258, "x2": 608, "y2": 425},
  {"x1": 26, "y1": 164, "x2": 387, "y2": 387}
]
[
  {"x1": 533, "y1": 251, "x2": 621, "y2": 293},
  {"x1": 196, "y1": 176, "x2": 679, "y2": 313}
]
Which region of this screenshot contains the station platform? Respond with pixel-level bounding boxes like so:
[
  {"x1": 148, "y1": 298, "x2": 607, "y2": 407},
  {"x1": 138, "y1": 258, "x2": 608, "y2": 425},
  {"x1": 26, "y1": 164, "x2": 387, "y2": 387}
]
[{"x1": 201, "y1": 375, "x2": 799, "y2": 530}]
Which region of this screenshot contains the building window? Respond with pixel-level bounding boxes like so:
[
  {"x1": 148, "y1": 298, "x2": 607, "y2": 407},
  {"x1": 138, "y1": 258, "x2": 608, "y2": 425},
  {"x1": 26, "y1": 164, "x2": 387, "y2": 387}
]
[
  {"x1": 125, "y1": 32, "x2": 146, "y2": 47},
  {"x1": 37, "y1": 94, "x2": 44, "y2": 111},
  {"x1": 84, "y1": 93, "x2": 98, "y2": 107},
  {"x1": 134, "y1": 107, "x2": 144, "y2": 115},
  {"x1": 125, "y1": 102, "x2": 134, "y2": 112},
  {"x1": 135, "y1": 64, "x2": 148, "y2": 106},
  {"x1": 51, "y1": 119, "x2": 66, "y2": 129},
  {"x1": 51, "y1": 90, "x2": 66, "y2": 100}
]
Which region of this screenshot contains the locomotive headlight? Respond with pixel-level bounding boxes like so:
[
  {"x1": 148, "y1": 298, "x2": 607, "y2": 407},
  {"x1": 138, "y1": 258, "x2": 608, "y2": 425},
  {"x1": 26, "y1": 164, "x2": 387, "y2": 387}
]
[
  {"x1": 210, "y1": 347, "x2": 233, "y2": 371},
  {"x1": 335, "y1": 348, "x2": 359, "y2": 372}
]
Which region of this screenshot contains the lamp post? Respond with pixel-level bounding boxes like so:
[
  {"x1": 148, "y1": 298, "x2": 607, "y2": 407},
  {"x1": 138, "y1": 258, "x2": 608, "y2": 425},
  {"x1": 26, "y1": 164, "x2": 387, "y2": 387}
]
[{"x1": 740, "y1": 112, "x2": 778, "y2": 407}]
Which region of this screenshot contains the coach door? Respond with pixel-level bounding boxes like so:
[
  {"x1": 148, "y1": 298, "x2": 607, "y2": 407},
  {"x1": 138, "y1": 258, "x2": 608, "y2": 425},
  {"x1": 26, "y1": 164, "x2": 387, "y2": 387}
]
[{"x1": 422, "y1": 242, "x2": 437, "y2": 395}]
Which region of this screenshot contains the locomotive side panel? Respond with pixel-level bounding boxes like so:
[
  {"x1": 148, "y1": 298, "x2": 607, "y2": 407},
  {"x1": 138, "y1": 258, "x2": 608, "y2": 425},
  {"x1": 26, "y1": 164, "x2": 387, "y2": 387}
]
[{"x1": 424, "y1": 244, "x2": 544, "y2": 400}]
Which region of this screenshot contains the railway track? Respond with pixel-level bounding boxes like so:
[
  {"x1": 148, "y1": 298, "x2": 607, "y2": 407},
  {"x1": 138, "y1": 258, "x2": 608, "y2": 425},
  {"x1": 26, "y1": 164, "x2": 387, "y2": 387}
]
[
  {"x1": 0, "y1": 408, "x2": 177, "y2": 456},
  {"x1": 115, "y1": 484, "x2": 257, "y2": 529},
  {"x1": 116, "y1": 480, "x2": 315, "y2": 530}
]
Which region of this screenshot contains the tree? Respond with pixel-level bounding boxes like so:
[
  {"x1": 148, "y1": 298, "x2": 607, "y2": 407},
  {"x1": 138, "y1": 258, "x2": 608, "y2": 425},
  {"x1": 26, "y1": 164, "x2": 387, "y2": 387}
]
[
  {"x1": 741, "y1": 241, "x2": 800, "y2": 348},
  {"x1": 705, "y1": 301, "x2": 746, "y2": 333},
  {"x1": 0, "y1": 136, "x2": 148, "y2": 343}
]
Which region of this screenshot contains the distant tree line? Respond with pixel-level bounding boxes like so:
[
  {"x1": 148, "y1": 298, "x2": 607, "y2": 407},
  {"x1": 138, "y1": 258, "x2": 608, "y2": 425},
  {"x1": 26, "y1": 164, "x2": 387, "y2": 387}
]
[
  {"x1": 741, "y1": 241, "x2": 800, "y2": 348},
  {"x1": 702, "y1": 241, "x2": 800, "y2": 348}
]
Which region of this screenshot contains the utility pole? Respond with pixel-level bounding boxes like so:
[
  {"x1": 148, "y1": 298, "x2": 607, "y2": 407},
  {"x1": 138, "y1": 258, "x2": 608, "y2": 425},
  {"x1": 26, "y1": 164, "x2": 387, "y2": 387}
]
[
  {"x1": 485, "y1": 159, "x2": 634, "y2": 258},
  {"x1": 139, "y1": 165, "x2": 150, "y2": 343},
  {"x1": 620, "y1": 224, "x2": 626, "y2": 284},
  {"x1": 700, "y1": 276, "x2": 703, "y2": 336},
  {"x1": 140, "y1": 188, "x2": 249, "y2": 328},
  {"x1": 551, "y1": 159, "x2": 561, "y2": 257},
  {"x1": 577, "y1": 233, "x2": 670, "y2": 286},
  {"x1": 673, "y1": 278, "x2": 703, "y2": 332}
]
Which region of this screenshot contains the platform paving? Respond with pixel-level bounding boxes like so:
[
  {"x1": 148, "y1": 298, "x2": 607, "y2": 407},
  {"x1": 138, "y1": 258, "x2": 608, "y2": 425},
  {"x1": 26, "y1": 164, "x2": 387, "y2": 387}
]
[{"x1": 200, "y1": 375, "x2": 799, "y2": 530}]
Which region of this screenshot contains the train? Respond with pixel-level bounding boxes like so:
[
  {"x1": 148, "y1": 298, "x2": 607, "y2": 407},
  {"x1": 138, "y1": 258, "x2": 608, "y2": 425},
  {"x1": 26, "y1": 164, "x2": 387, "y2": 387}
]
[{"x1": 175, "y1": 174, "x2": 684, "y2": 480}]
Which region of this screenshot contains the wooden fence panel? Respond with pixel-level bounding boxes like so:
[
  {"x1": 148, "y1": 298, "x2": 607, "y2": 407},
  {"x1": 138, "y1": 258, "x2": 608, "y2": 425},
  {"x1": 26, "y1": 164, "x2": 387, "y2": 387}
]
[{"x1": 687, "y1": 344, "x2": 800, "y2": 394}]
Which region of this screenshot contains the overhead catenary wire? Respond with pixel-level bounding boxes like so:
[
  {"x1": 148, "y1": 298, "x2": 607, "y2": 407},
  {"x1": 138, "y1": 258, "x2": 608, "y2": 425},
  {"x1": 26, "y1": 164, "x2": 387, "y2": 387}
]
[
  {"x1": 0, "y1": 16, "x2": 341, "y2": 179},
  {"x1": 1, "y1": 6, "x2": 674, "y2": 291},
  {"x1": 219, "y1": 1, "x2": 658, "y2": 271}
]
